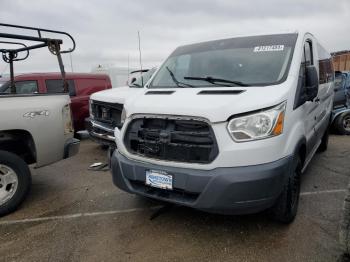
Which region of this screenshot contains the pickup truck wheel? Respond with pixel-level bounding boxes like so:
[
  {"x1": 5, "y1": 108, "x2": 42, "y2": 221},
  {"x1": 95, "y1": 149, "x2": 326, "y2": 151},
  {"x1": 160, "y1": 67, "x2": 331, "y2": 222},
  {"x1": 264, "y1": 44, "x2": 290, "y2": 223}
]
[
  {"x1": 0, "y1": 151, "x2": 31, "y2": 216},
  {"x1": 269, "y1": 156, "x2": 301, "y2": 224},
  {"x1": 335, "y1": 112, "x2": 350, "y2": 135}
]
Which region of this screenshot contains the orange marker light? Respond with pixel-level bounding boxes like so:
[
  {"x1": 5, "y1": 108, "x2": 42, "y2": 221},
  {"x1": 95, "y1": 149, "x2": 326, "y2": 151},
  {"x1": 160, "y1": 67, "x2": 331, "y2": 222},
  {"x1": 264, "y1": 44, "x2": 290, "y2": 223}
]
[{"x1": 273, "y1": 111, "x2": 284, "y2": 136}]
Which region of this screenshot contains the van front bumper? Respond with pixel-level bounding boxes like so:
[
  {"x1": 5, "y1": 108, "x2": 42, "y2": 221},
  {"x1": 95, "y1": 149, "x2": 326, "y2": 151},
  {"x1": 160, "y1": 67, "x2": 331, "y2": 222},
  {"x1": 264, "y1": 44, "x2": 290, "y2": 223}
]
[{"x1": 111, "y1": 151, "x2": 293, "y2": 215}]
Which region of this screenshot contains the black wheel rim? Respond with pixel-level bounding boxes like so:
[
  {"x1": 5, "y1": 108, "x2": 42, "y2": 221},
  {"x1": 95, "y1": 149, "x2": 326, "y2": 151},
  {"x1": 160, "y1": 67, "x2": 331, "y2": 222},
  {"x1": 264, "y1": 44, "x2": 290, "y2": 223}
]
[{"x1": 343, "y1": 116, "x2": 350, "y2": 132}]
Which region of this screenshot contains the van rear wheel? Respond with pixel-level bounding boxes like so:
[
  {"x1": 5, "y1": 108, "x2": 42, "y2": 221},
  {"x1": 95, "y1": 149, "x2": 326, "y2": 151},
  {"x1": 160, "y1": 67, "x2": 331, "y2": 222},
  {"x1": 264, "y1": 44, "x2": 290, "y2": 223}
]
[
  {"x1": 270, "y1": 156, "x2": 301, "y2": 224},
  {"x1": 0, "y1": 150, "x2": 31, "y2": 216}
]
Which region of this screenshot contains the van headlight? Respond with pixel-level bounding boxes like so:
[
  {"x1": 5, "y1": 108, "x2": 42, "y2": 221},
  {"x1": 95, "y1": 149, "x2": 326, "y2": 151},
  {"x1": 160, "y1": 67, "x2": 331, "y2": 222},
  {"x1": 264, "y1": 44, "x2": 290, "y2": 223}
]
[{"x1": 227, "y1": 102, "x2": 286, "y2": 142}]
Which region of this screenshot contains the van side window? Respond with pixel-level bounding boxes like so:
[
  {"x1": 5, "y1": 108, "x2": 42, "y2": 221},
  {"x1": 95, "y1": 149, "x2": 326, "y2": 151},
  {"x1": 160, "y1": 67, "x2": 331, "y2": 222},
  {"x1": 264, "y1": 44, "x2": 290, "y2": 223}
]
[
  {"x1": 317, "y1": 43, "x2": 333, "y2": 84},
  {"x1": 46, "y1": 79, "x2": 76, "y2": 96}
]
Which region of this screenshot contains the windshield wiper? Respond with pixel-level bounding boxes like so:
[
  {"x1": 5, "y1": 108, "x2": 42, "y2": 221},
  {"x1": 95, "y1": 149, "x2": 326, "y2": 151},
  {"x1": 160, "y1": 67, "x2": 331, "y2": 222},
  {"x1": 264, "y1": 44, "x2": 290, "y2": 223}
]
[
  {"x1": 166, "y1": 67, "x2": 193, "y2": 88},
  {"x1": 184, "y1": 76, "x2": 250, "y2": 87}
]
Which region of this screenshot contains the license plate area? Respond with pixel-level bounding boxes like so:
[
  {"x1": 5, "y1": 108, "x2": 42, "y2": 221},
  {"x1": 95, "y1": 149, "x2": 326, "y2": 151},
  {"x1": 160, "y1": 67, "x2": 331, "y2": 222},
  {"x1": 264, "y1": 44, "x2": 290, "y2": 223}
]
[{"x1": 145, "y1": 170, "x2": 173, "y2": 190}]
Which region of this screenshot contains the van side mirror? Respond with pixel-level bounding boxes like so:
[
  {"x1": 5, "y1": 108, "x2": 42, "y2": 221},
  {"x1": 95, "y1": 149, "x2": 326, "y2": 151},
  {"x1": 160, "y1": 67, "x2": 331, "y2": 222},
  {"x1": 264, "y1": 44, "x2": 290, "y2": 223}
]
[
  {"x1": 130, "y1": 77, "x2": 136, "y2": 84},
  {"x1": 305, "y1": 65, "x2": 319, "y2": 101}
]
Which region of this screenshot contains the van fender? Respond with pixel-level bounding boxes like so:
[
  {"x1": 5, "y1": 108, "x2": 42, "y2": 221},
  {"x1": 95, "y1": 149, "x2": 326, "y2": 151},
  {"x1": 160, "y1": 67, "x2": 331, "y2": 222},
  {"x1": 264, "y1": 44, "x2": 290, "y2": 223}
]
[{"x1": 283, "y1": 120, "x2": 306, "y2": 159}]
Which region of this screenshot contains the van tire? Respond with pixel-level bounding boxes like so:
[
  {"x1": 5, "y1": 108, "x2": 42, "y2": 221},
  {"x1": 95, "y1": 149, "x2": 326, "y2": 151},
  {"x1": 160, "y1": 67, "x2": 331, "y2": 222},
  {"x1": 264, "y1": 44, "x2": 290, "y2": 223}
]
[
  {"x1": 0, "y1": 150, "x2": 31, "y2": 216},
  {"x1": 335, "y1": 112, "x2": 350, "y2": 135},
  {"x1": 270, "y1": 156, "x2": 301, "y2": 224},
  {"x1": 318, "y1": 128, "x2": 329, "y2": 152}
]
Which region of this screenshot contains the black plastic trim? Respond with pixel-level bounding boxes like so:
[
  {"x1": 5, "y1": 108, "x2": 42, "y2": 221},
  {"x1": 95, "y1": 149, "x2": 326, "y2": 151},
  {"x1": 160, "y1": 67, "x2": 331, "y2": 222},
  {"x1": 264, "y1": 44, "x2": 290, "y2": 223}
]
[
  {"x1": 198, "y1": 90, "x2": 245, "y2": 95},
  {"x1": 145, "y1": 90, "x2": 175, "y2": 95}
]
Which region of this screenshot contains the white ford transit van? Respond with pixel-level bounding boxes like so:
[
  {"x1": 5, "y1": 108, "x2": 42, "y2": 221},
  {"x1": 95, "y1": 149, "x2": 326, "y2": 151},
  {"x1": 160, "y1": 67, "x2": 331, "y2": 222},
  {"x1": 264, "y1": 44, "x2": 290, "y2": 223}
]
[{"x1": 111, "y1": 32, "x2": 334, "y2": 223}]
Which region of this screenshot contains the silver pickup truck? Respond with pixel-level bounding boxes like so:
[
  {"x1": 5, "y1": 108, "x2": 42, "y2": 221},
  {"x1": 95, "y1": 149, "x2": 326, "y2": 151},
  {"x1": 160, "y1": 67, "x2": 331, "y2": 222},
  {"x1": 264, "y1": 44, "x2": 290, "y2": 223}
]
[
  {"x1": 0, "y1": 23, "x2": 79, "y2": 215},
  {"x1": 0, "y1": 93, "x2": 79, "y2": 215}
]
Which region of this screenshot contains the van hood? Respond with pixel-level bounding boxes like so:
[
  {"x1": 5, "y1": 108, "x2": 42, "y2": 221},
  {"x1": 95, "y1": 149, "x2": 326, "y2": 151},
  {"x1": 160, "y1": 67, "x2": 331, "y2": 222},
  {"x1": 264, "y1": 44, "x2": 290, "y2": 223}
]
[
  {"x1": 90, "y1": 86, "x2": 144, "y2": 104},
  {"x1": 124, "y1": 85, "x2": 290, "y2": 123}
]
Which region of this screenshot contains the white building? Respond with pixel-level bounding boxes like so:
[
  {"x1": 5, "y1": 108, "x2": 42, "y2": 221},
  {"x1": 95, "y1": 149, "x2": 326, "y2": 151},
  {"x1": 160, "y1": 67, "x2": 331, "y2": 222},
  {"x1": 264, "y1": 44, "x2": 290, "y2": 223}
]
[{"x1": 91, "y1": 65, "x2": 138, "y2": 88}]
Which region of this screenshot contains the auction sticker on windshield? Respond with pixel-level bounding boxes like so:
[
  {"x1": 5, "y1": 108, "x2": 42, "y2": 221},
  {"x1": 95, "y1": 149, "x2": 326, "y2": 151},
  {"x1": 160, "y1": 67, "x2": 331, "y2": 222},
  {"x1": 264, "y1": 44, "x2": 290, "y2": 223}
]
[
  {"x1": 146, "y1": 170, "x2": 173, "y2": 190},
  {"x1": 254, "y1": 45, "x2": 284, "y2": 52}
]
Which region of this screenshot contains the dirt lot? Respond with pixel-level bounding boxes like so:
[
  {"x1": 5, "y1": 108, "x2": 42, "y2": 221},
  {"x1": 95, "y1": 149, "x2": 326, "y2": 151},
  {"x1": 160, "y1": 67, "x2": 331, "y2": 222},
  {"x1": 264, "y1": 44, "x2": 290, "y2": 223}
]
[{"x1": 0, "y1": 135, "x2": 349, "y2": 262}]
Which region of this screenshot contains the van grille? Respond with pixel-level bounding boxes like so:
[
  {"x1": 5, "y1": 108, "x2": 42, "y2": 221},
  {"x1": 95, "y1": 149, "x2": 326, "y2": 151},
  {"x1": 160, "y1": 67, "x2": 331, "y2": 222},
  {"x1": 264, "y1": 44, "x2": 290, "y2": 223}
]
[
  {"x1": 91, "y1": 100, "x2": 123, "y2": 129},
  {"x1": 123, "y1": 117, "x2": 218, "y2": 163}
]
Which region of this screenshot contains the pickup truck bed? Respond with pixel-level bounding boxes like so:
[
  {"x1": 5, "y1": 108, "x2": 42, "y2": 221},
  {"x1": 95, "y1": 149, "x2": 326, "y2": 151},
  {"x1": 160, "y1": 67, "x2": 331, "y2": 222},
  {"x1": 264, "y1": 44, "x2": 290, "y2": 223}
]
[{"x1": 0, "y1": 93, "x2": 79, "y2": 216}]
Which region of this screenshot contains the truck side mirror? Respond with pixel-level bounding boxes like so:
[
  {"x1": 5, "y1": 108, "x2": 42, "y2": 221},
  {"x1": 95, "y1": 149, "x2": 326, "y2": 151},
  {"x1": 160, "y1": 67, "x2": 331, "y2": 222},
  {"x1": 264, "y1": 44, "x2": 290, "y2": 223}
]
[{"x1": 305, "y1": 65, "x2": 319, "y2": 101}]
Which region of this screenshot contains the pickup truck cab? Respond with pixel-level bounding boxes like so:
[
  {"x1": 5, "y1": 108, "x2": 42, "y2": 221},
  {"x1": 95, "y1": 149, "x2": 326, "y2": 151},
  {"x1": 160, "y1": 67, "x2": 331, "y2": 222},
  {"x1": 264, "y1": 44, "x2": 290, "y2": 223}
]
[
  {"x1": 87, "y1": 68, "x2": 156, "y2": 146},
  {"x1": 0, "y1": 73, "x2": 112, "y2": 132},
  {"x1": 111, "y1": 31, "x2": 334, "y2": 223}
]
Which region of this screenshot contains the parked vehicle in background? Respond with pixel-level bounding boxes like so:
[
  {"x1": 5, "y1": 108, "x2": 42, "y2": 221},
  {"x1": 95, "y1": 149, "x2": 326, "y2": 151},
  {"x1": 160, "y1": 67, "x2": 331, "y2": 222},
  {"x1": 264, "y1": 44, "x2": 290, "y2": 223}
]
[
  {"x1": 333, "y1": 71, "x2": 350, "y2": 109},
  {"x1": 111, "y1": 32, "x2": 334, "y2": 223},
  {"x1": 0, "y1": 23, "x2": 79, "y2": 216},
  {"x1": 330, "y1": 71, "x2": 350, "y2": 135},
  {"x1": 87, "y1": 68, "x2": 156, "y2": 147},
  {"x1": 0, "y1": 73, "x2": 112, "y2": 133},
  {"x1": 92, "y1": 65, "x2": 137, "y2": 88}
]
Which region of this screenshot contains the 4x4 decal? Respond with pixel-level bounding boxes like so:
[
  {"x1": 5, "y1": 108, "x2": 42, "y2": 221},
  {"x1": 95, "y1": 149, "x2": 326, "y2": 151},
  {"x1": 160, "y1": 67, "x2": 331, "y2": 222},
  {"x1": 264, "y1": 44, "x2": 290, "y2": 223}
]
[{"x1": 23, "y1": 110, "x2": 50, "y2": 118}]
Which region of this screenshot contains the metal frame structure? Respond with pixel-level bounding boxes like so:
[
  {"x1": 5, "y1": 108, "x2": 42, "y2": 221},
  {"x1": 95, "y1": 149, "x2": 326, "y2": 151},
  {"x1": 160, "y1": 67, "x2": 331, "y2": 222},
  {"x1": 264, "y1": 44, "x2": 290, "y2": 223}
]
[{"x1": 0, "y1": 23, "x2": 75, "y2": 93}]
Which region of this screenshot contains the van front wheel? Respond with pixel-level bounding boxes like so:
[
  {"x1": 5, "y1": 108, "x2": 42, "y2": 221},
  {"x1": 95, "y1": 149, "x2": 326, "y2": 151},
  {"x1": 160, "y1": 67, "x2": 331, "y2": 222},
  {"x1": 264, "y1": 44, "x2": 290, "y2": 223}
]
[{"x1": 270, "y1": 156, "x2": 301, "y2": 224}]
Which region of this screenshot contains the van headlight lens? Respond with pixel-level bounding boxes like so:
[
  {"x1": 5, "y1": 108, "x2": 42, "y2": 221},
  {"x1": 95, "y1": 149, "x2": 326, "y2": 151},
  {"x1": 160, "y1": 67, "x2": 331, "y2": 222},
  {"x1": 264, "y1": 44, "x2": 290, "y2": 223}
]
[{"x1": 227, "y1": 102, "x2": 286, "y2": 142}]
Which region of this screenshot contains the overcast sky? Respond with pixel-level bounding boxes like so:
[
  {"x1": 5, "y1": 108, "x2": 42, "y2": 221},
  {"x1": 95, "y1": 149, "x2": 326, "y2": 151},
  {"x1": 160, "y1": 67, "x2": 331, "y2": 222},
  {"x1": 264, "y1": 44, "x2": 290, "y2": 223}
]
[{"x1": 1, "y1": 0, "x2": 349, "y2": 75}]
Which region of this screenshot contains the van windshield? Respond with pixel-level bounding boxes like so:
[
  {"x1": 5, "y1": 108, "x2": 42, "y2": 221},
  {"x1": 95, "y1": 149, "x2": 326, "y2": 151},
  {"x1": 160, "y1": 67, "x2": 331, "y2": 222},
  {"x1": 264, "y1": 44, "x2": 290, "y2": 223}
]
[{"x1": 150, "y1": 34, "x2": 297, "y2": 88}]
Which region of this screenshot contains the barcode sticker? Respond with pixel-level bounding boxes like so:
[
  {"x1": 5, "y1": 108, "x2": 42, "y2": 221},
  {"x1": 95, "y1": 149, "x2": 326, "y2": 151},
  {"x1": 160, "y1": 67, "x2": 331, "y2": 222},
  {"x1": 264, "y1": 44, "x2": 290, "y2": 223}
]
[{"x1": 254, "y1": 45, "x2": 284, "y2": 52}]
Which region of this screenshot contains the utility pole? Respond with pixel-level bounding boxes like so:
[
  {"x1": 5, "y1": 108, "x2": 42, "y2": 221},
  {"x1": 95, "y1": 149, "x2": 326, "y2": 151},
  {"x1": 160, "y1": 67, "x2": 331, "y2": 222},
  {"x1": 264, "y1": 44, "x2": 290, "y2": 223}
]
[{"x1": 138, "y1": 31, "x2": 143, "y2": 86}]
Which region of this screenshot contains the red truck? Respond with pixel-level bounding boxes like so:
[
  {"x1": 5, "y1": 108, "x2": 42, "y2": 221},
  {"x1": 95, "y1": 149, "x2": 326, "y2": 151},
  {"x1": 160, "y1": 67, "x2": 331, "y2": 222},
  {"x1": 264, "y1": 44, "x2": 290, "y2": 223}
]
[{"x1": 0, "y1": 72, "x2": 112, "y2": 132}]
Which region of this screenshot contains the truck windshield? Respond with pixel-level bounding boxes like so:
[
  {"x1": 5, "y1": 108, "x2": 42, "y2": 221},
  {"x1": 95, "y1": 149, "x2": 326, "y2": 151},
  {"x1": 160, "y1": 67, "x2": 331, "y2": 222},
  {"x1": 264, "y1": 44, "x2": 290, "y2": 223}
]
[{"x1": 150, "y1": 34, "x2": 297, "y2": 88}]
